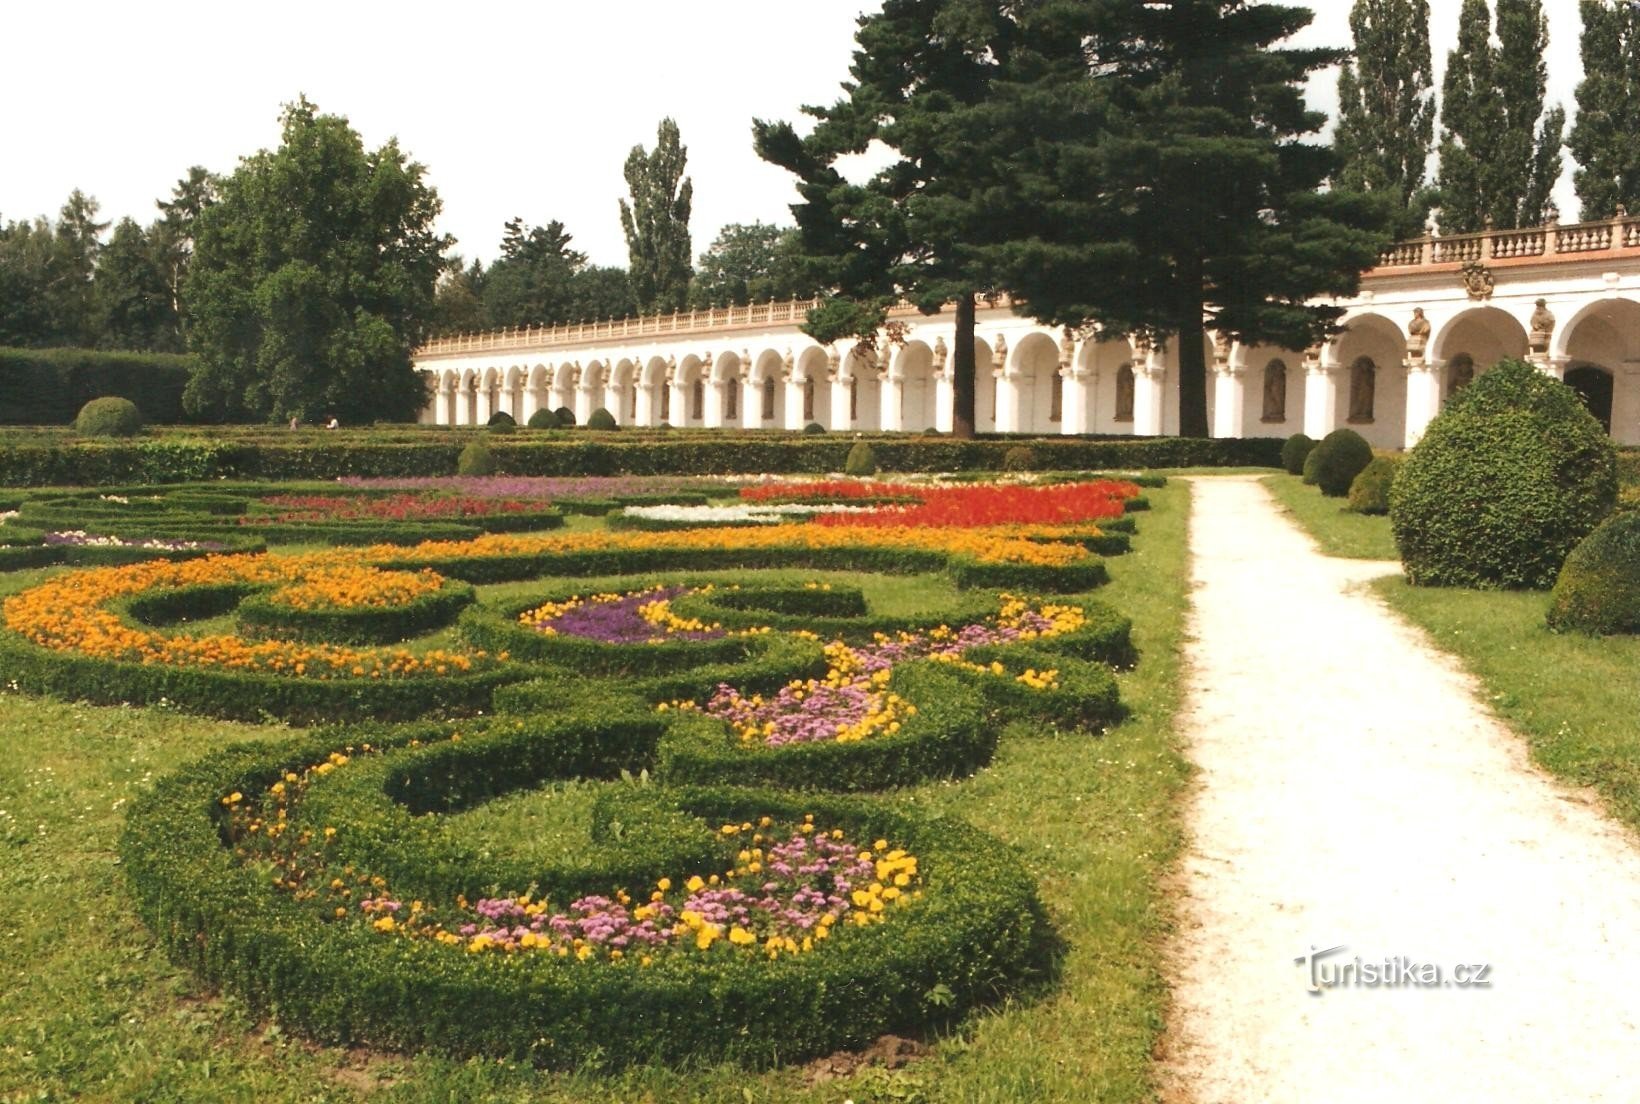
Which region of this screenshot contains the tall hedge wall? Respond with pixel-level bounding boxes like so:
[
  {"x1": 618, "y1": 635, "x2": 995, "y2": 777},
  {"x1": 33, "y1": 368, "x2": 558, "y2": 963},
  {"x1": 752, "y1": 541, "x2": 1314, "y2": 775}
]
[
  {"x1": 0, "y1": 433, "x2": 1282, "y2": 486},
  {"x1": 0, "y1": 348, "x2": 196, "y2": 425}
]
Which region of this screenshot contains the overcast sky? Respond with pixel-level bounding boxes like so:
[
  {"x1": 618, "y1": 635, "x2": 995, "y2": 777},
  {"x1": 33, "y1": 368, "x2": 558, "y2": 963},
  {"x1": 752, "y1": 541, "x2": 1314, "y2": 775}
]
[{"x1": 1, "y1": 1, "x2": 1587, "y2": 269}]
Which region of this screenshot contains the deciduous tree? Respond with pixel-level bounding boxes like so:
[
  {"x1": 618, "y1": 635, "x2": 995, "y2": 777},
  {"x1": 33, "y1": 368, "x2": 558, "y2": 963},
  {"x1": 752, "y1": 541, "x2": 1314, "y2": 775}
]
[
  {"x1": 182, "y1": 97, "x2": 449, "y2": 423},
  {"x1": 689, "y1": 222, "x2": 818, "y2": 308},
  {"x1": 1569, "y1": 0, "x2": 1640, "y2": 220}
]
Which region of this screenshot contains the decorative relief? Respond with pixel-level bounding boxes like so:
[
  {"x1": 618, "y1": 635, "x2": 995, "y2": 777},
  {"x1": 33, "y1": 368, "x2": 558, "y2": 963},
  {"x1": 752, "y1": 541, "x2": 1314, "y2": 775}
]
[{"x1": 1461, "y1": 260, "x2": 1495, "y2": 301}]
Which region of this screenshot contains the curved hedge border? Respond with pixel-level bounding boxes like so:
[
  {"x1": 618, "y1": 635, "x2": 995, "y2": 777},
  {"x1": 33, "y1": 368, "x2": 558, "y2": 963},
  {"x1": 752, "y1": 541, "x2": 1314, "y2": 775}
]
[
  {"x1": 120, "y1": 712, "x2": 1048, "y2": 1068},
  {"x1": 239, "y1": 578, "x2": 477, "y2": 645}
]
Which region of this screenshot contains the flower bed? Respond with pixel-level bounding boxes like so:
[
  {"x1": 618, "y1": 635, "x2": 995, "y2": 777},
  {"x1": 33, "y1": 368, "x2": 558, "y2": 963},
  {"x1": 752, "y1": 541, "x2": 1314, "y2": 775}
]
[
  {"x1": 120, "y1": 709, "x2": 1047, "y2": 1067},
  {"x1": 247, "y1": 493, "x2": 547, "y2": 523}
]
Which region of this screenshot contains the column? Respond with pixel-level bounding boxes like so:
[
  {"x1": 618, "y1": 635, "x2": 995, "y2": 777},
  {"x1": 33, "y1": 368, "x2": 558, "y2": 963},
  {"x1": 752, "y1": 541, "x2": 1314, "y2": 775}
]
[
  {"x1": 476, "y1": 382, "x2": 496, "y2": 424},
  {"x1": 1302, "y1": 350, "x2": 1342, "y2": 440},
  {"x1": 440, "y1": 381, "x2": 458, "y2": 426},
  {"x1": 1212, "y1": 365, "x2": 1247, "y2": 439},
  {"x1": 574, "y1": 382, "x2": 595, "y2": 426},
  {"x1": 667, "y1": 374, "x2": 688, "y2": 426},
  {"x1": 635, "y1": 381, "x2": 656, "y2": 427},
  {"x1": 1404, "y1": 359, "x2": 1443, "y2": 448},
  {"x1": 830, "y1": 373, "x2": 853, "y2": 431},
  {"x1": 741, "y1": 377, "x2": 759, "y2": 428},
  {"x1": 995, "y1": 368, "x2": 1023, "y2": 433},
  {"x1": 521, "y1": 382, "x2": 543, "y2": 426},
  {"x1": 934, "y1": 373, "x2": 955, "y2": 433},
  {"x1": 784, "y1": 376, "x2": 808, "y2": 431},
  {"x1": 1062, "y1": 369, "x2": 1094, "y2": 435},
  {"x1": 603, "y1": 380, "x2": 624, "y2": 424},
  {"x1": 1132, "y1": 353, "x2": 1168, "y2": 437},
  {"x1": 704, "y1": 379, "x2": 727, "y2": 428},
  {"x1": 880, "y1": 373, "x2": 905, "y2": 432}
]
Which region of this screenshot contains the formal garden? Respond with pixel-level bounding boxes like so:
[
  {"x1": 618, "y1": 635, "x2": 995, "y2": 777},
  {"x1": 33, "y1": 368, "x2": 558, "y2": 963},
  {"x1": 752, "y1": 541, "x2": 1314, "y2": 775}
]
[{"x1": 0, "y1": 435, "x2": 1203, "y2": 1101}]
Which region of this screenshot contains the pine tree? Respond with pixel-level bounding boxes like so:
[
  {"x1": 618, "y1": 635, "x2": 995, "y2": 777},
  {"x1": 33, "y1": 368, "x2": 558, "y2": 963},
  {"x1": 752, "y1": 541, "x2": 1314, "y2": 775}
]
[
  {"x1": 755, "y1": 0, "x2": 1030, "y2": 438},
  {"x1": 1437, "y1": 0, "x2": 1563, "y2": 232},
  {"x1": 1335, "y1": 0, "x2": 1437, "y2": 233},
  {"x1": 619, "y1": 119, "x2": 693, "y2": 313},
  {"x1": 1570, "y1": 1, "x2": 1640, "y2": 219},
  {"x1": 996, "y1": 0, "x2": 1394, "y2": 439}
]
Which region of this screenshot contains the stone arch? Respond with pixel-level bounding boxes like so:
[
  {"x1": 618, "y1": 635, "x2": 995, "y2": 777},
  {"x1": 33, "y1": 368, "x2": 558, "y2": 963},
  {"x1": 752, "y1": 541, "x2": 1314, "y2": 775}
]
[
  {"x1": 480, "y1": 366, "x2": 502, "y2": 422},
  {"x1": 460, "y1": 367, "x2": 481, "y2": 426},
  {"x1": 713, "y1": 351, "x2": 744, "y2": 427},
  {"x1": 796, "y1": 347, "x2": 831, "y2": 428},
  {"x1": 1429, "y1": 306, "x2": 1529, "y2": 371},
  {"x1": 843, "y1": 348, "x2": 881, "y2": 430},
  {"x1": 751, "y1": 350, "x2": 786, "y2": 427},
  {"x1": 973, "y1": 337, "x2": 997, "y2": 433},
  {"x1": 1558, "y1": 296, "x2": 1640, "y2": 442},
  {"x1": 1082, "y1": 336, "x2": 1135, "y2": 434},
  {"x1": 1331, "y1": 312, "x2": 1409, "y2": 447},
  {"x1": 1009, "y1": 331, "x2": 1061, "y2": 435},
  {"x1": 504, "y1": 366, "x2": 527, "y2": 421},
  {"x1": 677, "y1": 356, "x2": 706, "y2": 426},
  {"x1": 611, "y1": 358, "x2": 638, "y2": 424},
  {"x1": 439, "y1": 369, "x2": 460, "y2": 426},
  {"x1": 894, "y1": 341, "x2": 939, "y2": 433},
  {"x1": 641, "y1": 356, "x2": 670, "y2": 426}
]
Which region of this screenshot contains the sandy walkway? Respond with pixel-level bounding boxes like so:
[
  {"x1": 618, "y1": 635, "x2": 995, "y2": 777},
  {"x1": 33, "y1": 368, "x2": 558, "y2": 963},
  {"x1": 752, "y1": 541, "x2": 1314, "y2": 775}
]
[{"x1": 1161, "y1": 476, "x2": 1640, "y2": 1103}]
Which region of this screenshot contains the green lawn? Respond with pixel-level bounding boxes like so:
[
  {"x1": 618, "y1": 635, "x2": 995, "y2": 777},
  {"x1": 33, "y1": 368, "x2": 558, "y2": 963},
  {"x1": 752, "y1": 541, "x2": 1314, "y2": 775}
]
[
  {"x1": 0, "y1": 483, "x2": 1194, "y2": 1103},
  {"x1": 1260, "y1": 472, "x2": 1399, "y2": 560}
]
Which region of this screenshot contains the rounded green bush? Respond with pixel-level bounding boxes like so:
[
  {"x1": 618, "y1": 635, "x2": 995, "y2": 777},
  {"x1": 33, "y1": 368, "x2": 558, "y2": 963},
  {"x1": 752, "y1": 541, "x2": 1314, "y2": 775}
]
[
  {"x1": 1281, "y1": 433, "x2": 1317, "y2": 475},
  {"x1": 554, "y1": 406, "x2": 576, "y2": 428},
  {"x1": 844, "y1": 441, "x2": 878, "y2": 477},
  {"x1": 1002, "y1": 446, "x2": 1038, "y2": 472},
  {"x1": 526, "y1": 408, "x2": 558, "y2": 429},
  {"x1": 1301, "y1": 446, "x2": 1322, "y2": 485},
  {"x1": 1546, "y1": 512, "x2": 1640, "y2": 634},
  {"x1": 923, "y1": 426, "x2": 941, "y2": 436},
  {"x1": 486, "y1": 411, "x2": 516, "y2": 429},
  {"x1": 802, "y1": 422, "x2": 826, "y2": 435},
  {"x1": 586, "y1": 408, "x2": 618, "y2": 431},
  {"x1": 1346, "y1": 455, "x2": 1400, "y2": 515},
  {"x1": 1311, "y1": 428, "x2": 1374, "y2": 497},
  {"x1": 74, "y1": 396, "x2": 143, "y2": 437},
  {"x1": 456, "y1": 438, "x2": 497, "y2": 477},
  {"x1": 1391, "y1": 359, "x2": 1618, "y2": 589}
]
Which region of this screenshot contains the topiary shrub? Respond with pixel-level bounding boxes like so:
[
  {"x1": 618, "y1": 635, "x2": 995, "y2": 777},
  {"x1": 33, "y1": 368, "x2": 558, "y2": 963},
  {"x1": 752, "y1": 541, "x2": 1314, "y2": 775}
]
[
  {"x1": 74, "y1": 396, "x2": 143, "y2": 437},
  {"x1": 1002, "y1": 446, "x2": 1038, "y2": 472},
  {"x1": 802, "y1": 422, "x2": 826, "y2": 435},
  {"x1": 1547, "y1": 512, "x2": 1640, "y2": 634},
  {"x1": 1311, "y1": 428, "x2": 1374, "y2": 497},
  {"x1": 1301, "y1": 446, "x2": 1322, "y2": 485},
  {"x1": 844, "y1": 441, "x2": 878, "y2": 476},
  {"x1": 1346, "y1": 455, "x2": 1401, "y2": 515},
  {"x1": 456, "y1": 438, "x2": 496, "y2": 477},
  {"x1": 586, "y1": 408, "x2": 618, "y2": 431},
  {"x1": 554, "y1": 406, "x2": 576, "y2": 428},
  {"x1": 1392, "y1": 358, "x2": 1618, "y2": 589},
  {"x1": 1281, "y1": 433, "x2": 1317, "y2": 475},
  {"x1": 486, "y1": 411, "x2": 515, "y2": 429},
  {"x1": 526, "y1": 408, "x2": 558, "y2": 429},
  {"x1": 924, "y1": 426, "x2": 941, "y2": 436}
]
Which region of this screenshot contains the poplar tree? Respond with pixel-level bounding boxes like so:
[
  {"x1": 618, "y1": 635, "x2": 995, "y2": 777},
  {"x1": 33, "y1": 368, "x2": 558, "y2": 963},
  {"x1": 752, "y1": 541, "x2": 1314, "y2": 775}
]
[
  {"x1": 1334, "y1": 0, "x2": 1437, "y2": 233},
  {"x1": 619, "y1": 118, "x2": 693, "y2": 313},
  {"x1": 1437, "y1": 0, "x2": 1563, "y2": 232},
  {"x1": 1569, "y1": 0, "x2": 1640, "y2": 219}
]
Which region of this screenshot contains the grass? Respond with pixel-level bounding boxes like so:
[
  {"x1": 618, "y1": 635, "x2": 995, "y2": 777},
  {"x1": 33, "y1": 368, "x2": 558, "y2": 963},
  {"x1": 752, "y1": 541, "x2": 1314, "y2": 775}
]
[
  {"x1": 1376, "y1": 578, "x2": 1640, "y2": 831},
  {"x1": 0, "y1": 483, "x2": 1194, "y2": 1103},
  {"x1": 1259, "y1": 472, "x2": 1399, "y2": 560}
]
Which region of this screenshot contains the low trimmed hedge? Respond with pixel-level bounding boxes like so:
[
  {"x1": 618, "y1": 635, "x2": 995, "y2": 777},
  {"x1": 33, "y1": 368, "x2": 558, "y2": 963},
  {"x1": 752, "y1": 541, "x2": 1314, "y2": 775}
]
[
  {"x1": 238, "y1": 580, "x2": 477, "y2": 645},
  {"x1": 120, "y1": 713, "x2": 1048, "y2": 1068},
  {"x1": 0, "y1": 432, "x2": 1282, "y2": 486}
]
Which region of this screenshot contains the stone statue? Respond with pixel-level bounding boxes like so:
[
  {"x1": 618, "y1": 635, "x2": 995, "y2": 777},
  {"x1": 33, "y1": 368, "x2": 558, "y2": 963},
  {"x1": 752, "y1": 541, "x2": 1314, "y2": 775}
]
[
  {"x1": 932, "y1": 336, "x2": 948, "y2": 375},
  {"x1": 1060, "y1": 327, "x2": 1077, "y2": 368},
  {"x1": 1530, "y1": 299, "x2": 1556, "y2": 353},
  {"x1": 1348, "y1": 358, "x2": 1376, "y2": 423},
  {"x1": 1115, "y1": 363, "x2": 1136, "y2": 422},
  {"x1": 782, "y1": 348, "x2": 795, "y2": 378},
  {"x1": 992, "y1": 334, "x2": 1008, "y2": 370},
  {"x1": 1262, "y1": 360, "x2": 1287, "y2": 422},
  {"x1": 1406, "y1": 308, "x2": 1431, "y2": 357},
  {"x1": 825, "y1": 346, "x2": 840, "y2": 380},
  {"x1": 1213, "y1": 331, "x2": 1233, "y2": 366}
]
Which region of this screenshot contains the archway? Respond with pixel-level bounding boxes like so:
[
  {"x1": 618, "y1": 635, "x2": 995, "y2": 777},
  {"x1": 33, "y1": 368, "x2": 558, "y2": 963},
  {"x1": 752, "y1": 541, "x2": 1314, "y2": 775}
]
[
  {"x1": 504, "y1": 366, "x2": 526, "y2": 421},
  {"x1": 641, "y1": 357, "x2": 670, "y2": 426},
  {"x1": 894, "y1": 341, "x2": 939, "y2": 433},
  {"x1": 440, "y1": 369, "x2": 460, "y2": 426},
  {"x1": 1081, "y1": 337, "x2": 1135, "y2": 434},
  {"x1": 1558, "y1": 296, "x2": 1640, "y2": 443},
  {"x1": 1331, "y1": 312, "x2": 1409, "y2": 447},
  {"x1": 611, "y1": 359, "x2": 638, "y2": 424},
  {"x1": 712, "y1": 352, "x2": 744, "y2": 428},
  {"x1": 1009, "y1": 332, "x2": 1061, "y2": 434},
  {"x1": 1567, "y1": 365, "x2": 1615, "y2": 433},
  {"x1": 844, "y1": 349, "x2": 881, "y2": 430},
  {"x1": 796, "y1": 347, "x2": 831, "y2": 429},
  {"x1": 973, "y1": 337, "x2": 997, "y2": 433},
  {"x1": 751, "y1": 350, "x2": 786, "y2": 428}
]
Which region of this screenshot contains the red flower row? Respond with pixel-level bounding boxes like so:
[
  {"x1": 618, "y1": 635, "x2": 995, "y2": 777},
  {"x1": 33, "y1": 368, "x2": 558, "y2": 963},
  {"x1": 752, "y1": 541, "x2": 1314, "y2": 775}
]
[
  {"x1": 248, "y1": 495, "x2": 540, "y2": 525},
  {"x1": 743, "y1": 480, "x2": 1139, "y2": 528}
]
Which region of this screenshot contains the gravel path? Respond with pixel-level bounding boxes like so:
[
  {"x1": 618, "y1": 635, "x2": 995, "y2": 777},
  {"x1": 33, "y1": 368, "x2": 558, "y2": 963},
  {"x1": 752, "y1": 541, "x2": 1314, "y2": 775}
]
[{"x1": 1161, "y1": 475, "x2": 1640, "y2": 1104}]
